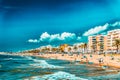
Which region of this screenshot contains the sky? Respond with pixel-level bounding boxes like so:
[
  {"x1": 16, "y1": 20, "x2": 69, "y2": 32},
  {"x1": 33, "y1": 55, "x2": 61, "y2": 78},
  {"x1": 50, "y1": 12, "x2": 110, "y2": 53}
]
[{"x1": 0, "y1": 0, "x2": 120, "y2": 52}]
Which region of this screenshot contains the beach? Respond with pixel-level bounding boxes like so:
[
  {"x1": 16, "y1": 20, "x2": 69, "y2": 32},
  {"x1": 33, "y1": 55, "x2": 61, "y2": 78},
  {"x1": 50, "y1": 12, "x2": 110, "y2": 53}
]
[
  {"x1": 18, "y1": 52, "x2": 120, "y2": 69},
  {"x1": 1, "y1": 52, "x2": 120, "y2": 79}
]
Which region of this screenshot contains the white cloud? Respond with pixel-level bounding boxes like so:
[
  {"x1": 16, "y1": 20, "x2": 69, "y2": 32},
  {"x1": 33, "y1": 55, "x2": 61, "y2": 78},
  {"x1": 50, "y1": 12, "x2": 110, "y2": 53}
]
[
  {"x1": 28, "y1": 21, "x2": 120, "y2": 44},
  {"x1": 83, "y1": 23, "x2": 109, "y2": 36},
  {"x1": 60, "y1": 32, "x2": 76, "y2": 40},
  {"x1": 50, "y1": 34, "x2": 60, "y2": 41},
  {"x1": 40, "y1": 32, "x2": 50, "y2": 41},
  {"x1": 83, "y1": 21, "x2": 120, "y2": 36},
  {"x1": 28, "y1": 32, "x2": 81, "y2": 44},
  {"x1": 77, "y1": 37, "x2": 81, "y2": 40},
  {"x1": 28, "y1": 39, "x2": 39, "y2": 43},
  {"x1": 112, "y1": 21, "x2": 120, "y2": 26}
]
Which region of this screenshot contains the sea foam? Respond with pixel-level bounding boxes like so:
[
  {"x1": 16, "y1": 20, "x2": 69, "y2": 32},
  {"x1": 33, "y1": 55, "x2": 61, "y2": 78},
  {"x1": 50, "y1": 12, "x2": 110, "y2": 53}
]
[
  {"x1": 25, "y1": 56, "x2": 33, "y2": 60},
  {"x1": 30, "y1": 59, "x2": 63, "y2": 68},
  {"x1": 24, "y1": 71, "x2": 88, "y2": 80},
  {"x1": 25, "y1": 56, "x2": 63, "y2": 69}
]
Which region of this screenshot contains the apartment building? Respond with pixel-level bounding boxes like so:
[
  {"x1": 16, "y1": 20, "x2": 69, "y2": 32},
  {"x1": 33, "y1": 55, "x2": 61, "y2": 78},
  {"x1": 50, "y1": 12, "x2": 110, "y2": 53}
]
[
  {"x1": 88, "y1": 29, "x2": 120, "y2": 53},
  {"x1": 107, "y1": 29, "x2": 120, "y2": 52},
  {"x1": 88, "y1": 35, "x2": 107, "y2": 53},
  {"x1": 88, "y1": 36, "x2": 96, "y2": 52}
]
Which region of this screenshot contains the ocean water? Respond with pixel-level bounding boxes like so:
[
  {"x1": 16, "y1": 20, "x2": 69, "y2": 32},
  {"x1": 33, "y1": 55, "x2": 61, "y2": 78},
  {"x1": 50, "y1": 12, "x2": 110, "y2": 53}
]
[{"x1": 0, "y1": 54, "x2": 120, "y2": 80}]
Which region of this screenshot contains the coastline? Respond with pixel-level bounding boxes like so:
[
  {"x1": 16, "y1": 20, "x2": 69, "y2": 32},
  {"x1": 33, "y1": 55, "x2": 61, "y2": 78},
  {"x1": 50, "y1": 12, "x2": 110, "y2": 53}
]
[
  {"x1": 1, "y1": 52, "x2": 120, "y2": 69},
  {"x1": 1, "y1": 52, "x2": 120, "y2": 79},
  {"x1": 14, "y1": 52, "x2": 120, "y2": 69},
  {"x1": 44, "y1": 54, "x2": 120, "y2": 69}
]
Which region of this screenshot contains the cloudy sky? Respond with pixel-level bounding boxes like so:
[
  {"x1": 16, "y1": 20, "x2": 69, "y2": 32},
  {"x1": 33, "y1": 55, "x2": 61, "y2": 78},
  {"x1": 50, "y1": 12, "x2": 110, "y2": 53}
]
[{"x1": 0, "y1": 0, "x2": 120, "y2": 52}]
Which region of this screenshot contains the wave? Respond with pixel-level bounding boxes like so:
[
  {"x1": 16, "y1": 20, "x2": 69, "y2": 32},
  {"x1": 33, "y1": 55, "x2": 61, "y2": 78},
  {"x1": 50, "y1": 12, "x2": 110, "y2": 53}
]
[
  {"x1": 30, "y1": 59, "x2": 63, "y2": 69},
  {"x1": 24, "y1": 56, "x2": 63, "y2": 69},
  {"x1": 42, "y1": 71, "x2": 88, "y2": 80},
  {"x1": 25, "y1": 56, "x2": 33, "y2": 60},
  {"x1": 2, "y1": 58, "x2": 13, "y2": 61},
  {"x1": 25, "y1": 71, "x2": 88, "y2": 80}
]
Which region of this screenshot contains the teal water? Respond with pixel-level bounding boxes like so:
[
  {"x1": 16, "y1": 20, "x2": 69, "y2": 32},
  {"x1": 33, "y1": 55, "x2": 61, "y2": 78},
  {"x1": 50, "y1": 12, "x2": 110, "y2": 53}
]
[{"x1": 0, "y1": 54, "x2": 120, "y2": 80}]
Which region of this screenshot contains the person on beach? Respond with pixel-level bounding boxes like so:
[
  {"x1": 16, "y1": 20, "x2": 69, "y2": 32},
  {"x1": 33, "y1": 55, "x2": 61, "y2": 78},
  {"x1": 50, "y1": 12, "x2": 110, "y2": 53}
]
[
  {"x1": 98, "y1": 58, "x2": 104, "y2": 66},
  {"x1": 104, "y1": 51, "x2": 107, "y2": 57},
  {"x1": 83, "y1": 55, "x2": 87, "y2": 58},
  {"x1": 90, "y1": 54, "x2": 92, "y2": 58},
  {"x1": 62, "y1": 52, "x2": 64, "y2": 56},
  {"x1": 86, "y1": 57, "x2": 89, "y2": 64},
  {"x1": 110, "y1": 54, "x2": 114, "y2": 60},
  {"x1": 81, "y1": 55, "x2": 89, "y2": 64}
]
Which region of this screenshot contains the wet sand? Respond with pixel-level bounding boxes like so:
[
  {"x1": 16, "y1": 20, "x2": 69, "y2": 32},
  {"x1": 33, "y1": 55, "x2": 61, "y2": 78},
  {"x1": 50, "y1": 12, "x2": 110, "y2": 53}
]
[
  {"x1": 1, "y1": 52, "x2": 120, "y2": 69},
  {"x1": 18, "y1": 52, "x2": 120, "y2": 69}
]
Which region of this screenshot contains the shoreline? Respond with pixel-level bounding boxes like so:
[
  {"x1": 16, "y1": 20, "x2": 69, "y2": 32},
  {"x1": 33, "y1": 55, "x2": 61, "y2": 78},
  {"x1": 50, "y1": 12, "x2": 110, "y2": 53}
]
[
  {"x1": 19, "y1": 52, "x2": 120, "y2": 69},
  {"x1": 44, "y1": 54, "x2": 120, "y2": 69},
  {"x1": 1, "y1": 52, "x2": 120, "y2": 78},
  {"x1": 1, "y1": 52, "x2": 120, "y2": 69}
]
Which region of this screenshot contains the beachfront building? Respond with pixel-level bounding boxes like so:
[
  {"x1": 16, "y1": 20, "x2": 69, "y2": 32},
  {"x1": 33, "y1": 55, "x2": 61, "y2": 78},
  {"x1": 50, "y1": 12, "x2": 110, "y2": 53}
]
[
  {"x1": 88, "y1": 35, "x2": 107, "y2": 54},
  {"x1": 88, "y1": 29, "x2": 120, "y2": 54},
  {"x1": 88, "y1": 36, "x2": 96, "y2": 53},
  {"x1": 106, "y1": 29, "x2": 120, "y2": 53}
]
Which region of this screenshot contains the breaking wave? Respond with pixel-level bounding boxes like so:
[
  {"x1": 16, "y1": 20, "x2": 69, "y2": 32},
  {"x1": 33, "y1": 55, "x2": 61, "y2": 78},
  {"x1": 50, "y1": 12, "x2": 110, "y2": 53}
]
[
  {"x1": 25, "y1": 56, "x2": 63, "y2": 68},
  {"x1": 25, "y1": 71, "x2": 88, "y2": 80},
  {"x1": 30, "y1": 59, "x2": 63, "y2": 68}
]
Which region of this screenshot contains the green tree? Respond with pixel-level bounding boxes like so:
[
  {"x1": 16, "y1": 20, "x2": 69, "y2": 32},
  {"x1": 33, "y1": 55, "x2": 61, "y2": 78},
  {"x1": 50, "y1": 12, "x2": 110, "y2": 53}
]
[
  {"x1": 98, "y1": 42, "x2": 104, "y2": 54},
  {"x1": 113, "y1": 39, "x2": 120, "y2": 53},
  {"x1": 83, "y1": 43, "x2": 87, "y2": 53},
  {"x1": 73, "y1": 46, "x2": 78, "y2": 52}
]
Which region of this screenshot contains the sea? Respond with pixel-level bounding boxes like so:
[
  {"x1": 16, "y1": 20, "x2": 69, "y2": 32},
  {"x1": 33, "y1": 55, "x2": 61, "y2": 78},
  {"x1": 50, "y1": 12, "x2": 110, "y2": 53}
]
[{"x1": 0, "y1": 54, "x2": 120, "y2": 80}]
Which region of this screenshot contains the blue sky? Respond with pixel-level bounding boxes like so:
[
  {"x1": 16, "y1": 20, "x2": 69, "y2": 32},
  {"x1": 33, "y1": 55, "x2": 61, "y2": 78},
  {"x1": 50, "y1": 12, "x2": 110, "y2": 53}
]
[{"x1": 0, "y1": 0, "x2": 120, "y2": 52}]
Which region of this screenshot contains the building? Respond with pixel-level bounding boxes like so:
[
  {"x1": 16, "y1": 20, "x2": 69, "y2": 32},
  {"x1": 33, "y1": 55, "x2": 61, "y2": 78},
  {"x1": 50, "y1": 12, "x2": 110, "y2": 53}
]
[
  {"x1": 88, "y1": 35, "x2": 107, "y2": 53},
  {"x1": 88, "y1": 29, "x2": 120, "y2": 53},
  {"x1": 104, "y1": 36, "x2": 107, "y2": 52},
  {"x1": 88, "y1": 36, "x2": 96, "y2": 52},
  {"x1": 107, "y1": 29, "x2": 120, "y2": 52}
]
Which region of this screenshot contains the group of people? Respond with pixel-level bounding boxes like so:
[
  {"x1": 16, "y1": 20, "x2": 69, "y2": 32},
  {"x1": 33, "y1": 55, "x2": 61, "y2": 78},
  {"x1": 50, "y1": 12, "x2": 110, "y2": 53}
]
[{"x1": 73, "y1": 53, "x2": 108, "y2": 69}]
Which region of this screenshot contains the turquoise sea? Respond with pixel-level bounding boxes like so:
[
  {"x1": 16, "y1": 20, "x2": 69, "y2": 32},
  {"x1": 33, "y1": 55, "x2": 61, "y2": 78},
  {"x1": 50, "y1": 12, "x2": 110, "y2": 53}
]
[{"x1": 0, "y1": 54, "x2": 120, "y2": 80}]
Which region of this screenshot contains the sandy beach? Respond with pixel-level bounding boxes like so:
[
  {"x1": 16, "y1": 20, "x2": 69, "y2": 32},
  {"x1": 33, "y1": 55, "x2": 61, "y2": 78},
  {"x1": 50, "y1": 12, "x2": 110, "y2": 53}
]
[
  {"x1": 18, "y1": 52, "x2": 120, "y2": 69},
  {"x1": 2, "y1": 52, "x2": 120, "y2": 79}
]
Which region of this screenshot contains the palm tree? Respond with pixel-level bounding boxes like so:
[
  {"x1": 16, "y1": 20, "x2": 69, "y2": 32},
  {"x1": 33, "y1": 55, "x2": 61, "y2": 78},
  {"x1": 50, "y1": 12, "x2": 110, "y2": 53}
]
[
  {"x1": 83, "y1": 43, "x2": 87, "y2": 54},
  {"x1": 59, "y1": 45, "x2": 65, "y2": 56},
  {"x1": 47, "y1": 48, "x2": 50, "y2": 53},
  {"x1": 81, "y1": 44, "x2": 84, "y2": 54},
  {"x1": 98, "y1": 42, "x2": 104, "y2": 54},
  {"x1": 55, "y1": 48, "x2": 59, "y2": 53},
  {"x1": 44, "y1": 47, "x2": 48, "y2": 53},
  {"x1": 73, "y1": 46, "x2": 78, "y2": 52},
  {"x1": 78, "y1": 45, "x2": 81, "y2": 50},
  {"x1": 113, "y1": 39, "x2": 120, "y2": 53},
  {"x1": 52, "y1": 48, "x2": 57, "y2": 53},
  {"x1": 68, "y1": 47, "x2": 72, "y2": 56},
  {"x1": 78, "y1": 45, "x2": 82, "y2": 55},
  {"x1": 59, "y1": 45, "x2": 64, "y2": 52},
  {"x1": 41, "y1": 48, "x2": 45, "y2": 55},
  {"x1": 73, "y1": 46, "x2": 78, "y2": 56},
  {"x1": 68, "y1": 47, "x2": 72, "y2": 52}
]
